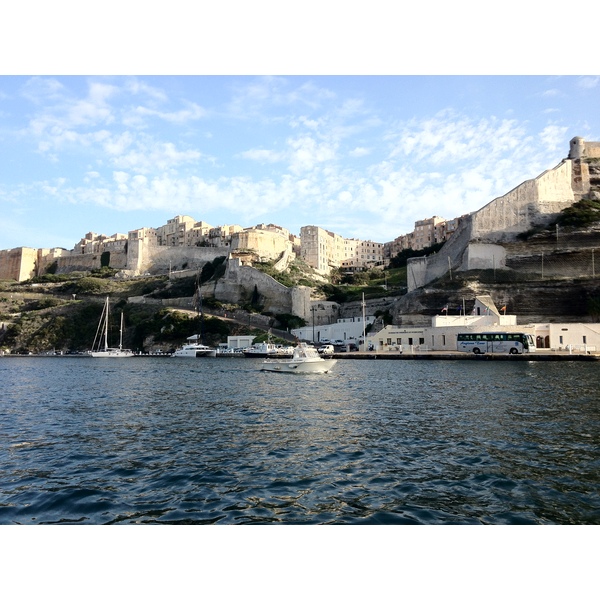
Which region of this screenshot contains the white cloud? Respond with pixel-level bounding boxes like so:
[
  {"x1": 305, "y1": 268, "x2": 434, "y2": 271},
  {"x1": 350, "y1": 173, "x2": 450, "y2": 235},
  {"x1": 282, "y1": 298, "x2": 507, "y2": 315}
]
[
  {"x1": 21, "y1": 77, "x2": 66, "y2": 103},
  {"x1": 539, "y1": 124, "x2": 568, "y2": 154},
  {"x1": 541, "y1": 88, "x2": 561, "y2": 97},
  {"x1": 287, "y1": 136, "x2": 337, "y2": 174},
  {"x1": 577, "y1": 76, "x2": 599, "y2": 90},
  {"x1": 124, "y1": 78, "x2": 169, "y2": 103},
  {"x1": 349, "y1": 146, "x2": 371, "y2": 157},
  {"x1": 238, "y1": 148, "x2": 284, "y2": 163},
  {"x1": 109, "y1": 139, "x2": 203, "y2": 173},
  {"x1": 131, "y1": 101, "x2": 207, "y2": 124},
  {"x1": 227, "y1": 77, "x2": 337, "y2": 120}
]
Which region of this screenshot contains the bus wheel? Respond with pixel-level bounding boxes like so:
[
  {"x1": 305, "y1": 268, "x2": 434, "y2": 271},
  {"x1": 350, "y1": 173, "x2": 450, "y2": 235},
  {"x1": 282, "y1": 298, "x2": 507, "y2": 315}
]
[
  {"x1": 509, "y1": 348, "x2": 518, "y2": 354},
  {"x1": 473, "y1": 348, "x2": 481, "y2": 354}
]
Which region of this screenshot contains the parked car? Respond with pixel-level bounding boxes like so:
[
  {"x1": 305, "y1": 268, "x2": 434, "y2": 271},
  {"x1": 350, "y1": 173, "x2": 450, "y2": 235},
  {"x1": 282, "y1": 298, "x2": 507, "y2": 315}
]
[
  {"x1": 318, "y1": 344, "x2": 334, "y2": 355},
  {"x1": 319, "y1": 338, "x2": 331, "y2": 344},
  {"x1": 332, "y1": 339, "x2": 345, "y2": 346}
]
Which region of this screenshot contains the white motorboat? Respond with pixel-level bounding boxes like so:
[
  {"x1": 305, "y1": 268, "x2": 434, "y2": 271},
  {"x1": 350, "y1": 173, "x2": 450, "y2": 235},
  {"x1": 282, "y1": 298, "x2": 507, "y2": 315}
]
[
  {"x1": 90, "y1": 297, "x2": 134, "y2": 358},
  {"x1": 260, "y1": 343, "x2": 337, "y2": 374}
]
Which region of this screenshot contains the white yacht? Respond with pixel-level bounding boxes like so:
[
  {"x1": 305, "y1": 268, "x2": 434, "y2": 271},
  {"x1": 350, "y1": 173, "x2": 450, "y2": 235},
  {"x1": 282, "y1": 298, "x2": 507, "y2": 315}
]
[
  {"x1": 172, "y1": 342, "x2": 216, "y2": 358},
  {"x1": 260, "y1": 343, "x2": 337, "y2": 374}
]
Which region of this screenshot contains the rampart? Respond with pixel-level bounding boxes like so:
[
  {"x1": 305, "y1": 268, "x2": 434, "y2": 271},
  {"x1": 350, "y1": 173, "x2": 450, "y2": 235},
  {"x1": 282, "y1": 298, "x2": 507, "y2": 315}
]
[
  {"x1": 0, "y1": 247, "x2": 38, "y2": 281},
  {"x1": 204, "y1": 258, "x2": 311, "y2": 317},
  {"x1": 54, "y1": 250, "x2": 128, "y2": 274},
  {"x1": 471, "y1": 160, "x2": 575, "y2": 241},
  {"x1": 130, "y1": 245, "x2": 227, "y2": 276}
]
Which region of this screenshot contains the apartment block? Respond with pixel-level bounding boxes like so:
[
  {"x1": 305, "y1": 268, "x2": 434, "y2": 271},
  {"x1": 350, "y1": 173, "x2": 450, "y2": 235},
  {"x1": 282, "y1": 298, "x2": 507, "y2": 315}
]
[{"x1": 300, "y1": 226, "x2": 349, "y2": 274}]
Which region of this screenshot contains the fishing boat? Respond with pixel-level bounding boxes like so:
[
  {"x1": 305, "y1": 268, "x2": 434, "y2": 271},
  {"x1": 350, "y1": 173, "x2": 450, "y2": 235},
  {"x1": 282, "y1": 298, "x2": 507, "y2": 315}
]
[
  {"x1": 90, "y1": 297, "x2": 134, "y2": 358},
  {"x1": 260, "y1": 343, "x2": 337, "y2": 374}
]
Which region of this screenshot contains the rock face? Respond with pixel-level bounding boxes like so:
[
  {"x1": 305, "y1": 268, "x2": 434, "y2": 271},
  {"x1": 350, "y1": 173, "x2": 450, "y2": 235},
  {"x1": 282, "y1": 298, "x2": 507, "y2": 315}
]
[{"x1": 391, "y1": 272, "x2": 600, "y2": 326}]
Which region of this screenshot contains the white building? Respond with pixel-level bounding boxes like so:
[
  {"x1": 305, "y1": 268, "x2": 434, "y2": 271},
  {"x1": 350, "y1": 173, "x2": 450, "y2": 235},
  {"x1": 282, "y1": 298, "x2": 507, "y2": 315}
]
[
  {"x1": 226, "y1": 335, "x2": 256, "y2": 349},
  {"x1": 368, "y1": 296, "x2": 600, "y2": 353},
  {"x1": 291, "y1": 315, "x2": 375, "y2": 345}
]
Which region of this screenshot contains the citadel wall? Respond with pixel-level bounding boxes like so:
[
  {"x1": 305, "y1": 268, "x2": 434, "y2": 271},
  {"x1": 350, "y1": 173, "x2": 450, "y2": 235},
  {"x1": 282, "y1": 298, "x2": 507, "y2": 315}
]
[
  {"x1": 0, "y1": 247, "x2": 37, "y2": 281},
  {"x1": 230, "y1": 229, "x2": 291, "y2": 261},
  {"x1": 205, "y1": 257, "x2": 311, "y2": 317},
  {"x1": 471, "y1": 160, "x2": 575, "y2": 241}
]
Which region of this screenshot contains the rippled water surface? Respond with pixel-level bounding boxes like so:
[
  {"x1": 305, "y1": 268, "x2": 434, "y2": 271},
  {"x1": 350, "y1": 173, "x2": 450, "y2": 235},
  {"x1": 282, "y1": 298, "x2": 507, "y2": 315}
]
[{"x1": 1, "y1": 356, "x2": 599, "y2": 524}]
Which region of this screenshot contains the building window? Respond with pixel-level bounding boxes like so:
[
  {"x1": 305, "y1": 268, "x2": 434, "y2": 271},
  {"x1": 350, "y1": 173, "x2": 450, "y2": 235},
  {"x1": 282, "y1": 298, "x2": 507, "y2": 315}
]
[
  {"x1": 559, "y1": 336, "x2": 563, "y2": 345},
  {"x1": 583, "y1": 336, "x2": 587, "y2": 344},
  {"x1": 386, "y1": 338, "x2": 391, "y2": 345}
]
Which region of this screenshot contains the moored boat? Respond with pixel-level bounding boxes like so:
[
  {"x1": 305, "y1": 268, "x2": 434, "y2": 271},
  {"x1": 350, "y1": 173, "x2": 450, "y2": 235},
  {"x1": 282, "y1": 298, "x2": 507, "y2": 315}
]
[
  {"x1": 243, "y1": 342, "x2": 294, "y2": 358},
  {"x1": 171, "y1": 279, "x2": 216, "y2": 358},
  {"x1": 172, "y1": 341, "x2": 216, "y2": 358},
  {"x1": 90, "y1": 297, "x2": 134, "y2": 358}
]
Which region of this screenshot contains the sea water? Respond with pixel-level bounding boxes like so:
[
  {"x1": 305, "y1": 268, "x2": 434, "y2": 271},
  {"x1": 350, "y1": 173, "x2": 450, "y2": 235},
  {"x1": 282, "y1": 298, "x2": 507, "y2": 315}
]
[{"x1": 1, "y1": 356, "x2": 599, "y2": 524}]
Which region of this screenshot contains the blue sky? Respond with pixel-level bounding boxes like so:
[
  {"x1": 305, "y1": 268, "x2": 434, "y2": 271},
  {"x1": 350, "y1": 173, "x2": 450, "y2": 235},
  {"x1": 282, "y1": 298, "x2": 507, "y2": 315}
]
[{"x1": 1, "y1": 7, "x2": 599, "y2": 251}]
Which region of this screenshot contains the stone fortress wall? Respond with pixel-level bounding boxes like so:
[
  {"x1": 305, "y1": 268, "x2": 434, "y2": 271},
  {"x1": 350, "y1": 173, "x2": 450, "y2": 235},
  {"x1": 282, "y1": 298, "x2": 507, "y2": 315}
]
[
  {"x1": 202, "y1": 257, "x2": 311, "y2": 318},
  {"x1": 407, "y1": 137, "x2": 599, "y2": 291}
]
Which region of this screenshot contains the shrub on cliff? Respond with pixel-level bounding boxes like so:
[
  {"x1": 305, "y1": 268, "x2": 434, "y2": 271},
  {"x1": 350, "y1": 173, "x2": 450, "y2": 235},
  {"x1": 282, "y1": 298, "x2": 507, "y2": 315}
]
[{"x1": 556, "y1": 197, "x2": 600, "y2": 228}]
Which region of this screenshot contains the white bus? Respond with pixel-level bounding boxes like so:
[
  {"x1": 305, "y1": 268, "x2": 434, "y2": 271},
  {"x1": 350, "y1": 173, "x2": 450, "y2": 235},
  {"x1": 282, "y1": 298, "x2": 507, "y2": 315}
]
[{"x1": 457, "y1": 332, "x2": 536, "y2": 355}]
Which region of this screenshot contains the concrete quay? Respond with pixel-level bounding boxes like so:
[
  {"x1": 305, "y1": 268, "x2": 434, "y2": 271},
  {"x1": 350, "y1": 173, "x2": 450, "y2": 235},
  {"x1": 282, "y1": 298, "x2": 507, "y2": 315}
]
[{"x1": 333, "y1": 350, "x2": 600, "y2": 362}]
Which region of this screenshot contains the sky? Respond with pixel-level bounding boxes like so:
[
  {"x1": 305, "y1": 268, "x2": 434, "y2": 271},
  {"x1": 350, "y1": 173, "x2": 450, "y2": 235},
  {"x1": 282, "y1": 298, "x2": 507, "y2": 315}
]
[{"x1": 1, "y1": 5, "x2": 600, "y2": 253}]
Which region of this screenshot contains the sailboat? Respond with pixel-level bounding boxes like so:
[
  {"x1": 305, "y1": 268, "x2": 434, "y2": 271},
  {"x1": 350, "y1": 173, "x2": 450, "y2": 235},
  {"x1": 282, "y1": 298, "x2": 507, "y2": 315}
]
[
  {"x1": 172, "y1": 278, "x2": 215, "y2": 358},
  {"x1": 90, "y1": 297, "x2": 134, "y2": 358}
]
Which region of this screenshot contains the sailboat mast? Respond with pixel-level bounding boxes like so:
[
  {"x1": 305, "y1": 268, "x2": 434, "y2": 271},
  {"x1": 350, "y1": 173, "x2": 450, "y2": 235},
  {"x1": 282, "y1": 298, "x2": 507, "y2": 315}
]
[
  {"x1": 119, "y1": 312, "x2": 124, "y2": 350},
  {"x1": 104, "y1": 297, "x2": 109, "y2": 351},
  {"x1": 199, "y1": 288, "x2": 204, "y2": 345},
  {"x1": 195, "y1": 271, "x2": 204, "y2": 345}
]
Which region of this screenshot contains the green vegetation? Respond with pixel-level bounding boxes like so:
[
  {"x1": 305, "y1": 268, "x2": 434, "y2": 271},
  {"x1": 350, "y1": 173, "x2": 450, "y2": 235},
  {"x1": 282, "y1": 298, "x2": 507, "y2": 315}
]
[
  {"x1": 556, "y1": 197, "x2": 600, "y2": 228},
  {"x1": 148, "y1": 276, "x2": 196, "y2": 299},
  {"x1": 147, "y1": 309, "x2": 230, "y2": 345},
  {"x1": 274, "y1": 313, "x2": 306, "y2": 330}
]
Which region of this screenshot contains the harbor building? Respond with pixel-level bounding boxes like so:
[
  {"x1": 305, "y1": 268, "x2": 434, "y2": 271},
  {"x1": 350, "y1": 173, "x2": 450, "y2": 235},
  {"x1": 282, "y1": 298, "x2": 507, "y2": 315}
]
[
  {"x1": 368, "y1": 296, "x2": 600, "y2": 353},
  {"x1": 291, "y1": 314, "x2": 375, "y2": 345}
]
